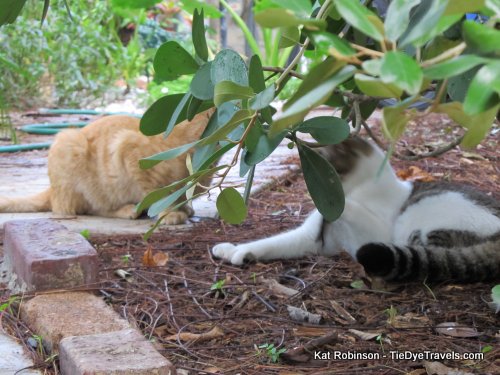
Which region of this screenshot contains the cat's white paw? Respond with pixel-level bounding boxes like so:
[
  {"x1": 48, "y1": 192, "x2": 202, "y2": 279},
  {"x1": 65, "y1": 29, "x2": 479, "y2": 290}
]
[{"x1": 212, "y1": 243, "x2": 250, "y2": 265}]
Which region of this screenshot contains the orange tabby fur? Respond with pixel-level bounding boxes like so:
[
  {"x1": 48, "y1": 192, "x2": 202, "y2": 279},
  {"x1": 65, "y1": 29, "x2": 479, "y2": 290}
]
[{"x1": 0, "y1": 109, "x2": 215, "y2": 224}]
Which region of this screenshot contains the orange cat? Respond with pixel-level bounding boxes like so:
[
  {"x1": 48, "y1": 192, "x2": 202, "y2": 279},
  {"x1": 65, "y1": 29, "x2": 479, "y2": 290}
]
[{"x1": 0, "y1": 110, "x2": 214, "y2": 224}]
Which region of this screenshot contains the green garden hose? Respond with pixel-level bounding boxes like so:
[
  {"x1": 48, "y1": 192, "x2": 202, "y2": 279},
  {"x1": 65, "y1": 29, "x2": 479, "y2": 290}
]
[
  {"x1": 0, "y1": 142, "x2": 52, "y2": 153},
  {"x1": 20, "y1": 121, "x2": 89, "y2": 135}
]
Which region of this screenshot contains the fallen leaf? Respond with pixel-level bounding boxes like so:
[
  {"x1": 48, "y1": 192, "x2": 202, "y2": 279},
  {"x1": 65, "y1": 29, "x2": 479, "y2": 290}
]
[
  {"x1": 287, "y1": 305, "x2": 322, "y2": 324},
  {"x1": 292, "y1": 327, "x2": 333, "y2": 337},
  {"x1": 166, "y1": 326, "x2": 224, "y2": 342},
  {"x1": 397, "y1": 166, "x2": 434, "y2": 182},
  {"x1": 391, "y1": 312, "x2": 430, "y2": 328},
  {"x1": 435, "y1": 322, "x2": 482, "y2": 338},
  {"x1": 259, "y1": 276, "x2": 299, "y2": 297},
  {"x1": 329, "y1": 300, "x2": 356, "y2": 324},
  {"x1": 142, "y1": 245, "x2": 169, "y2": 267},
  {"x1": 348, "y1": 329, "x2": 381, "y2": 341},
  {"x1": 461, "y1": 151, "x2": 486, "y2": 160},
  {"x1": 423, "y1": 361, "x2": 474, "y2": 375},
  {"x1": 114, "y1": 269, "x2": 133, "y2": 282}
]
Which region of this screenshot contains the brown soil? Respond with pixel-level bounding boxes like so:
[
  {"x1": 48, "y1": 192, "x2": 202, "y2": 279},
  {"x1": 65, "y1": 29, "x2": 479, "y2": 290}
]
[{"x1": 0, "y1": 114, "x2": 499, "y2": 374}]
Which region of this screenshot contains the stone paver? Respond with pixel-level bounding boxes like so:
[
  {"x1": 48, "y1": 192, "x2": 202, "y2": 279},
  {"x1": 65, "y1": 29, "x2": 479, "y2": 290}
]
[
  {"x1": 0, "y1": 333, "x2": 41, "y2": 375},
  {"x1": 3, "y1": 219, "x2": 98, "y2": 291},
  {"x1": 20, "y1": 292, "x2": 130, "y2": 351},
  {"x1": 59, "y1": 329, "x2": 174, "y2": 375}
]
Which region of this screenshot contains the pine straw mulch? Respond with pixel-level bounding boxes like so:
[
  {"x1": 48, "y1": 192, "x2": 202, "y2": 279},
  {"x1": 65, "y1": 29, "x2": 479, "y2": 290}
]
[{"x1": 0, "y1": 114, "x2": 499, "y2": 374}]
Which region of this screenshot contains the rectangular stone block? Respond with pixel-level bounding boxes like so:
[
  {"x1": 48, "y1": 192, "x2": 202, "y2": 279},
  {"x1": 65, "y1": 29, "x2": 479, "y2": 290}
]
[
  {"x1": 3, "y1": 219, "x2": 98, "y2": 291},
  {"x1": 59, "y1": 329, "x2": 175, "y2": 375},
  {"x1": 0, "y1": 333, "x2": 42, "y2": 375},
  {"x1": 20, "y1": 292, "x2": 130, "y2": 352}
]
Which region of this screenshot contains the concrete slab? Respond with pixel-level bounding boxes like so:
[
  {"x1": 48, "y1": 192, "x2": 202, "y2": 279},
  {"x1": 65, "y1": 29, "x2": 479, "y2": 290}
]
[{"x1": 0, "y1": 333, "x2": 41, "y2": 375}]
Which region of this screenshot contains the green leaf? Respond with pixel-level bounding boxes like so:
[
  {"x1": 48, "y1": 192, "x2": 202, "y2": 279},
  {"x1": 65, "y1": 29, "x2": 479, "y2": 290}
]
[
  {"x1": 216, "y1": 187, "x2": 248, "y2": 224},
  {"x1": 199, "y1": 109, "x2": 255, "y2": 146},
  {"x1": 463, "y1": 62, "x2": 500, "y2": 115},
  {"x1": 211, "y1": 49, "x2": 248, "y2": 86},
  {"x1": 296, "y1": 116, "x2": 350, "y2": 144},
  {"x1": 398, "y1": 0, "x2": 448, "y2": 47},
  {"x1": 214, "y1": 81, "x2": 255, "y2": 107},
  {"x1": 187, "y1": 96, "x2": 204, "y2": 121},
  {"x1": 491, "y1": 285, "x2": 500, "y2": 313},
  {"x1": 271, "y1": 0, "x2": 311, "y2": 17},
  {"x1": 255, "y1": 8, "x2": 325, "y2": 29},
  {"x1": 250, "y1": 84, "x2": 275, "y2": 110},
  {"x1": 154, "y1": 41, "x2": 199, "y2": 81},
  {"x1": 0, "y1": 0, "x2": 27, "y2": 25},
  {"x1": 410, "y1": 13, "x2": 462, "y2": 47},
  {"x1": 272, "y1": 65, "x2": 356, "y2": 136},
  {"x1": 285, "y1": 58, "x2": 347, "y2": 110},
  {"x1": 178, "y1": 0, "x2": 222, "y2": 17},
  {"x1": 140, "y1": 94, "x2": 188, "y2": 136},
  {"x1": 423, "y1": 55, "x2": 488, "y2": 79},
  {"x1": 249, "y1": 55, "x2": 266, "y2": 93},
  {"x1": 462, "y1": 21, "x2": 500, "y2": 54},
  {"x1": 380, "y1": 51, "x2": 423, "y2": 95},
  {"x1": 279, "y1": 26, "x2": 300, "y2": 49},
  {"x1": 361, "y1": 60, "x2": 382, "y2": 76},
  {"x1": 191, "y1": 61, "x2": 215, "y2": 100},
  {"x1": 447, "y1": 67, "x2": 479, "y2": 102},
  {"x1": 384, "y1": 0, "x2": 421, "y2": 42},
  {"x1": 165, "y1": 93, "x2": 192, "y2": 137},
  {"x1": 148, "y1": 184, "x2": 192, "y2": 217},
  {"x1": 444, "y1": 0, "x2": 485, "y2": 14},
  {"x1": 382, "y1": 106, "x2": 413, "y2": 140},
  {"x1": 244, "y1": 130, "x2": 286, "y2": 165},
  {"x1": 140, "y1": 141, "x2": 199, "y2": 169},
  {"x1": 310, "y1": 32, "x2": 356, "y2": 57},
  {"x1": 355, "y1": 74, "x2": 403, "y2": 98},
  {"x1": 192, "y1": 8, "x2": 208, "y2": 62},
  {"x1": 334, "y1": 0, "x2": 384, "y2": 41},
  {"x1": 111, "y1": 0, "x2": 162, "y2": 9},
  {"x1": 298, "y1": 143, "x2": 344, "y2": 222}
]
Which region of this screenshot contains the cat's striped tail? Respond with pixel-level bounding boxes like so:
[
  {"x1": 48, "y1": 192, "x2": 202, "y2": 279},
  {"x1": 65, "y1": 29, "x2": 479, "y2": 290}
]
[
  {"x1": 356, "y1": 238, "x2": 500, "y2": 282},
  {"x1": 0, "y1": 188, "x2": 51, "y2": 213}
]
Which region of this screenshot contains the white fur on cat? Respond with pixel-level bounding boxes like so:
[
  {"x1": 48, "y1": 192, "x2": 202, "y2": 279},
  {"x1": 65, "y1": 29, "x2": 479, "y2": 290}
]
[{"x1": 212, "y1": 139, "x2": 500, "y2": 280}]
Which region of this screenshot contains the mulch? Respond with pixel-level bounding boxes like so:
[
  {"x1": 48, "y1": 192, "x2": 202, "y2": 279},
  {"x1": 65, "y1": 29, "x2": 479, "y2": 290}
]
[{"x1": 0, "y1": 114, "x2": 499, "y2": 374}]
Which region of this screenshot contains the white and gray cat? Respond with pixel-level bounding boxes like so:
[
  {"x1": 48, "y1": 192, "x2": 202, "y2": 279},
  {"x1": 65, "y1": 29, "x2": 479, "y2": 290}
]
[{"x1": 213, "y1": 137, "x2": 500, "y2": 282}]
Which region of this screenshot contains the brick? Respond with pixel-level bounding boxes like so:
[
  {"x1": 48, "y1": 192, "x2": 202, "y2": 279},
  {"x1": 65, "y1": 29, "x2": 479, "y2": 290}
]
[
  {"x1": 3, "y1": 219, "x2": 98, "y2": 291},
  {"x1": 59, "y1": 329, "x2": 175, "y2": 375},
  {"x1": 20, "y1": 292, "x2": 130, "y2": 351}
]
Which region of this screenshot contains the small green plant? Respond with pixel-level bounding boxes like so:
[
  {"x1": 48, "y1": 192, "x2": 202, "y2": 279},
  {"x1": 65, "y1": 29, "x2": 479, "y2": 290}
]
[
  {"x1": 481, "y1": 345, "x2": 493, "y2": 354},
  {"x1": 31, "y1": 334, "x2": 45, "y2": 356},
  {"x1": 0, "y1": 296, "x2": 20, "y2": 313},
  {"x1": 79, "y1": 229, "x2": 90, "y2": 240},
  {"x1": 257, "y1": 343, "x2": 286, "y2": 363},
  {"x1": 384, "y1": 305, "x2": 398, "y2": 325},
  {"x1": 210, "y1": 279, "x2": 226, "y2": 291},
  {"x1": 375, "y1": 334, "x2": 385, "y2": 355},
  {"x1": 121, "y1": 254, "x2": 132, "y2": 265}
]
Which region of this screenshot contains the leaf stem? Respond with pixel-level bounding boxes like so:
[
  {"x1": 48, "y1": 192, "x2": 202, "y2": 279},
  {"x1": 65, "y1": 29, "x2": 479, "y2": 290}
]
[{"x1": 420, "y1": 42, "x2": 466, "y2": 68}]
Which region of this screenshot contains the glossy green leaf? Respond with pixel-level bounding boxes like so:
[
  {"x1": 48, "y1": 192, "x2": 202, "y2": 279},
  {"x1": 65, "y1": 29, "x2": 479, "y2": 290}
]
[
  {"x1": 154, "y1": 41, "x2": 199, "y2": 81},
  {"x1": 410, "y1": 13, "x2": 462, "y2": 47},
  {"x1": 137, "y1": 165, "x2": 226, "y2": 213},
  {"x1": 148, "y1": 184, "x2": 192, "y2": 217},
  {"x1": 334, "y1": 0, "x2": 384, "y2": 41},
  {"x1": 211, "y1": 49, "x2": 248, "y2": 86},
  {"x1": 271, "y1": 0, "x2": 311, "y2": 17},
  {"x1": 423, "y1": 36, "x2": 461, "y2": 60},
  {"x1": 355, "y1": 74, "x2": 403, "y2": 98},
  {"x1": 165, "y1": 93, "x2": 192, "y2": 137},
  {"x1": 140, "y1": 94, "x2": 188, "y2": 136},
  {"x1": 444, "y1": 0, "x2": 485, "y2": 14},
  {"x1": 214, "y1": 81, "x2": 254, "y2": 107},
  {"x1": 423, "y1": 55, "x2": 488, "y2": 79},
  {"x1": 250, "y1": 84, "x2": 275, "y2": 110},
  {"x1": 279, "y1": 26, "x2": 300, "y2": 49},
  {"x1": 361, "y1": 60, "x2": 382, "y2": 76},
  {"x1": 298, "y1": 143, "x2": 344, "y2": 222},
  {"x1": 398, "y1": 0, "x2": 448, "y2": 47},
  {"x1": 447, "y1": 67, "x2": 479, "y2": 102},
  {"x1": 384, "y1": 0, "x2": 420, "y2": 42},
  {"x1": 255, "y1": 8, "x2": 325, "y2": 29},
  {"x1": 192, "y1": 8, "x2": 208, "y2": 61},
  {"x1": 244, "y1": 129, "x2": 286, "y2": 165},
  {"x1": 380, "y1": 51, "x2": 423, "y2": 95},
  {"x1": 296, "y1": 116, "x2": 350, "y2": 144},
  {"x1": 140, "y1": 141, "x2": 198, "y2": 169},
  {"x1": 249, "y1": 55, "x2": 265, "y2": 93},
  {"x1": 462, "y1": 21, "x2": 500, "y2": 54},
  {"x1": 190, "y1": 61, "x2": 215, "y2": 100},
  {"x1": 0, "y1": 0, "x2": 27, "y2": 25},
  {"x1": 199, "y1": 109, "x2": 255, "y2": 146},
  {"x1": 178, "y1": 0, "x2": 222, "y2": 17},
  {"x1": 285, "y1": 58, "x2": 346, "y2": 110},
  {"x1": 382, "y1": 106, "x2": 413, "y2": 140},
  {"x1": 187, "y1": 96, "x2": 203, "y2": 121},
  {"x1": 463, "y1": 62, "x2": 500, "y2": 115},
  {"x1": 216, "y1": 188, "x2": 248, "y2": 224},
  {"x1": 272, "y1": 65, "x2": 356, "y2": 136},
  {"x1": 310, "y1": 32, "x2": 356, "y2": 56}
]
